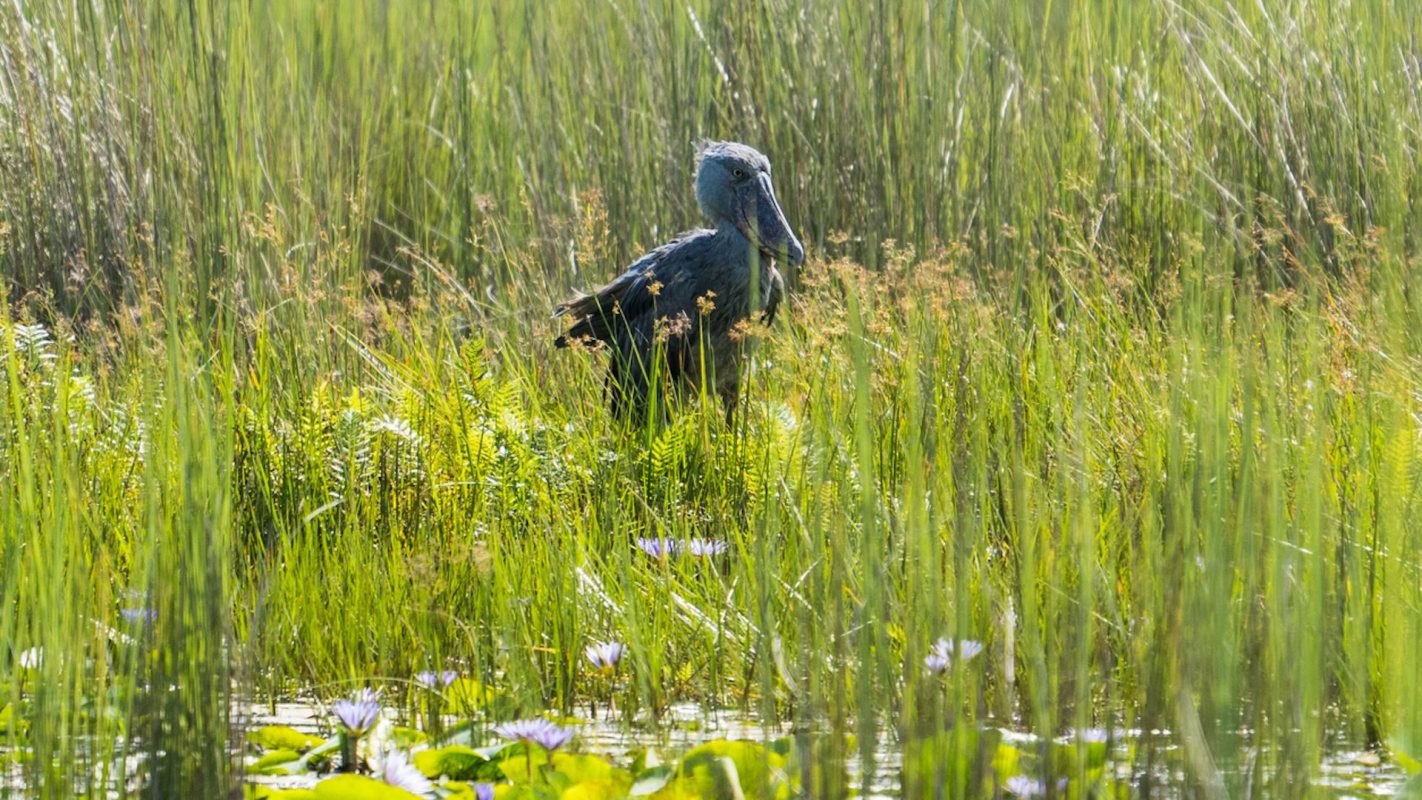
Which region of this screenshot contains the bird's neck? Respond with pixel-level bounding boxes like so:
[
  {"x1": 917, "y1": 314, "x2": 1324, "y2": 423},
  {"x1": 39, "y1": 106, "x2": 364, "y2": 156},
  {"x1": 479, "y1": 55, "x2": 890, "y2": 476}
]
[{"x1": 712, "y1": 219, "x2": 754, "y2": 255}]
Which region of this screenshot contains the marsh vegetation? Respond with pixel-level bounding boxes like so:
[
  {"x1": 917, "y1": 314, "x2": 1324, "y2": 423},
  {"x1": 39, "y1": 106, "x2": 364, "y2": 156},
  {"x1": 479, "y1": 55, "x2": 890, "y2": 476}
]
[{"x1": 3, "y1": 1, "x2": 1422, "y2": 797}]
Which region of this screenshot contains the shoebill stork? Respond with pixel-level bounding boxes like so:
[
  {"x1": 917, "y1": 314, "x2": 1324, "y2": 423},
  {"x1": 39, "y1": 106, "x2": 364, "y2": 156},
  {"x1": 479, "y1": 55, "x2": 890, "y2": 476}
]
[{"x1": 554, "y1": 141, "x2": 805, "y2": 419}]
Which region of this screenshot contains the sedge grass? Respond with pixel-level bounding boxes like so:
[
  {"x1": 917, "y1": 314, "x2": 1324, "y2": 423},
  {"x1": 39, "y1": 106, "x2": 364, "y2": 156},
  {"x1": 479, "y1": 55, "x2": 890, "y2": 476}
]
[{"x1": 3, "y1": 0, "x2": 1422, "y2": 797}]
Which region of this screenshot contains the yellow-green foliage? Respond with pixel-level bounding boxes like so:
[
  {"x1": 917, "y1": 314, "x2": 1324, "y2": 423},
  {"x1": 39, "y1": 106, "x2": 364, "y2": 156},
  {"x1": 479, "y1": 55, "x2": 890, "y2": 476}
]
[{"x1": 5, "y1": 0, "x2": 1422, "y2": 797}]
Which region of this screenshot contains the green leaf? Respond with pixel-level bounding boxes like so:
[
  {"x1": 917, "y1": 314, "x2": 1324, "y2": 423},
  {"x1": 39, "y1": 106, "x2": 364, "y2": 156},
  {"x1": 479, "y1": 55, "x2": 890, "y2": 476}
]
[
  {"x1": 434, "y1": 720, "x2": 515, "y2": 760},
  {"x1": 1390, "y1": 737, "x2": 1422, "y2": 775},
  {"x1": 414, "y1": 745, "x2": 489, "y2": 780},
  {"x1": 645, "y1": 776, "x2": 708, "y2": 800},
  {"x1": 249, "y1": 725, "x2": 323, "y2": 753},
  {"x1": 991, "y1": 741, "x2": 1020, "y2": 780},
  {"x1": 312, "y1": 774, "x2": 424, "y2": 800},
  {"x1": 1048, "y1": 738, "x2": 1108, "y2": 774},
  {"x1": 447, "y1": 677, "x2": 500, "y2": 714},
  {"x1": 551, "y1": 754, "x2": 618, "y2": 784},
  {"x1": 0, "y1": 704, "x2": 25, "y2": 736},
  {"x1": 247, "y1": 788, "x2": 319, "y2": 800},
  {"x1": 903, "y1": 727, "x2": 1005, "y2": 798},
  {"x1": 390, "y1": 726, "x2": 428, "y2": 749},
  {"x1": 500, "y1": 752, "x2": 627, "y2": 789},
  {"x1": 562, "y1": 778, "x2": 632, "y2": 800},
  {"x1": 630, "y1": 765, "x2": 675, "y2": 796},
  {"x1": 679, "y1": 740, "x2": 790, "y2": 800},
  {"x1": 289, "y1": 736, "x2": 342, "y2": 774},
  {"x1": 249, "y1": 748, "x2": 305, "y2": 775},
  {"x1": 1397, "y1": 752, "x2": 1422, "y2": 776},
  {"x1": 775, "y1": 732, "x2": 845, "y2": 786}
]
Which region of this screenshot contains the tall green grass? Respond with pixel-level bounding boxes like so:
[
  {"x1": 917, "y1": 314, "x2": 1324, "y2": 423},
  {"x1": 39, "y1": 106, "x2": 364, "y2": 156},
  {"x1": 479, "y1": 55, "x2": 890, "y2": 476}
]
[{"x1": 4, "y1": 0, "x2": 1422, "y2": 796}]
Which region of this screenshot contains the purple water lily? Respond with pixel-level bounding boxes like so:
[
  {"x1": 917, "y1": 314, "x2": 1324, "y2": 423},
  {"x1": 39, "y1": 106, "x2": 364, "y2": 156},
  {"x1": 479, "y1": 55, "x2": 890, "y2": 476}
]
[
  {"x1": 1004, "y1": 775, "x2": 1069, "y2": 798},
  {"x1": 120, "y1": 608, "x2": 156, "y2": 625},
  {"x1": 585, "y1": 641, "x2": 626, "y2": 672},
  {"x1": 414, "y1": 670, "x2": 459, "y2": 690},
  {"x1": 332, "y1": 688, "x2": 382, "y2": 734},
  {"x1": 924, "y1": 650, "x2": 952, "y2": 674},
  {"x1": 955, "y1": 640, "x2": 985, "y2": 661},
  {"x1": 471, "y1": 783, "x2": 495, "y2": 800},
  {"x1": 493, "y1": 717, "x2": 574, "y2": 752},
  {"x1": 635, "y1": 537, "x2": 678, "y2": 559},
  {"x1": 1004, "y1": 776, "x2": 1044, "y2": 798},
  {"x1": 924, "y1": 638, "x2": 984, "y2": 675}
]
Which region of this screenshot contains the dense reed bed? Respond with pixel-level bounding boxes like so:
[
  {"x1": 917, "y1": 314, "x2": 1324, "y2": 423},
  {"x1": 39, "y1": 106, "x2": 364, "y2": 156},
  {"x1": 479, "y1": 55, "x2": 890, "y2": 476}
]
[{"x1": 4, "y1": 0, "x2": 1422, "y2": 797}]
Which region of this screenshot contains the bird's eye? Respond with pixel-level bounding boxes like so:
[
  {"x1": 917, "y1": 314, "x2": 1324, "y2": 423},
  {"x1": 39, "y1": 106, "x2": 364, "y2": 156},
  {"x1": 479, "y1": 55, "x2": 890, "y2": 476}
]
[{"x1": 732, "y1": 168, "x2": 745, "y2": 179}]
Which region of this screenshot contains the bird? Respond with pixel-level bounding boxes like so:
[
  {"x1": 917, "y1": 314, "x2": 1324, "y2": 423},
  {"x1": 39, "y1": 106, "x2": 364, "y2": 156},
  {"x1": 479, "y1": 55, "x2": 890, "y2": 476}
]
[{"x1": 554, "y1": 141, "x2": 805, "y2": 420}]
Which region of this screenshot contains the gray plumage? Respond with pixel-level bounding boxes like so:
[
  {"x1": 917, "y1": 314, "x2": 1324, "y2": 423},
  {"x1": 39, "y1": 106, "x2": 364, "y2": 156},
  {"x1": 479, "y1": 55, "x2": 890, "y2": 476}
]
[{"x1": 555, "y1": 141, "x2": 805, "y2": 418}]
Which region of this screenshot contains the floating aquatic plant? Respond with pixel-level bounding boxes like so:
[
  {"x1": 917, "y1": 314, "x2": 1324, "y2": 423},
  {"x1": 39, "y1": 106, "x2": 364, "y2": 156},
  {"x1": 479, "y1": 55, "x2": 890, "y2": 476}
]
[
  {"x1": 1004, "y1": 776, "x2": 1044, "y2": 798},
  {"x1": 379, "y1": 749, "x2": 434, "y2": 797},
  {"x1": 413, "y1": 670, "x2": 459, "y2": 690},
  {"x1": 683, "y1": 538, "x2": 728, "y2": 558},
  {"x1": 585, "y1": 641, "x2": 626, "y2": 672},
  {"x1": 120, "y1": 608, "x2": 156, "y2": 625},
  {"x1": 1068, "y1": 727, "x2": 1109, "y2": 743},
  {"x1": 634, "y1": 537, "x2": 677, "y2": 559},
  {"x1": 18, "y1": 648, "x2": 41, "y2": 669},
  {"x1": 953, "y1": 639, "x2": 984, "y2": 661},
  {"x1": 924, "y1": 638, "x2": 984, "y2": 675},
  {"x1": 634, "y1": 537, "x2": 728, "y2": 560},
  {"x1": 1004, "y1": 775, "x2": 1068, "y2": 798},
  {"x1": 923, "y1": 650, "x2": 952, "y2": 675},
  {"x1": 332, "y1": 688, "x2": 382, "y2": 772},
  {"x1": 333, "y1": 688, "x2": 382, "y2": 734},
  {"x1": 493, "y1": 717, "x2": 574, "y2": 753}
]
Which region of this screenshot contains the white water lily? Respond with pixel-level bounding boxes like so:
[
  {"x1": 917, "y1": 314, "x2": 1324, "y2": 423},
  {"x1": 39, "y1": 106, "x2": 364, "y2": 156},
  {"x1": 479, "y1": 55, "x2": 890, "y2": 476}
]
[
  {"x1": 379, "y1": 748, "x2": 434, "y2": 797},
  {"x1": 18, "y1": 647, "x2": 41, "y2": 669},
  {"x1": 924, "y1": 637, "x2": 984, "y2": 675}
]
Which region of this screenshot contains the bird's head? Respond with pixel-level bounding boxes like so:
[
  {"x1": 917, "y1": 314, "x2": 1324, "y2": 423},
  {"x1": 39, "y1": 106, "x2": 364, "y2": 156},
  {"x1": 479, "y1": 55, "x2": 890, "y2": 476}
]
[{"x1": 694, "y1": 141, "x2": 804, "y2": 267}]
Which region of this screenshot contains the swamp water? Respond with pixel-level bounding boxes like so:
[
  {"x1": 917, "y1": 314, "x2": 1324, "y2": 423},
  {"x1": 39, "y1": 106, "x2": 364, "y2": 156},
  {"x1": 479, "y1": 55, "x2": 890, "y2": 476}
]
[{"x1": 237, "y1": 700, "x2": 1408, "y2": 799}]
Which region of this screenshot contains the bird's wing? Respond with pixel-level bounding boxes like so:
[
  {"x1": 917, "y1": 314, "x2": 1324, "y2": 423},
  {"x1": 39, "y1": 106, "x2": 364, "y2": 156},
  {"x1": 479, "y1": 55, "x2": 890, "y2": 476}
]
[{"x1": 554, "y1": 230, "x2": 709, "y2": 348}]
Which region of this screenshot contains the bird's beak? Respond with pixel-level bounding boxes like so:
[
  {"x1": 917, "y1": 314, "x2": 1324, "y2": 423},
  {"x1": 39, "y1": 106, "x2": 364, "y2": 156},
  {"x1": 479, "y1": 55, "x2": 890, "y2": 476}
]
[{"x1": 741, "y1": 172, "x2": 804, "y2": 267}]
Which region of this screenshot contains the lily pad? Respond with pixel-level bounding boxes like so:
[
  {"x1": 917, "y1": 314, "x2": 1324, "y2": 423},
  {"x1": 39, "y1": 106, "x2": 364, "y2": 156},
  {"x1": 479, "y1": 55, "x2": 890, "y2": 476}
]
[
  {"x1": 645, "y1": 776, "x2": 711, "y2": 800},
  {"x1": 1389, "y1": 737, "x2": 1422, "y2": 775},
  {"x1": 0, "y1": 704, "x2": 25, "y2": 736},
  {"x1": 434, "y1": 721, "x2": 516, "y2": 759},
  {"x1": 246, "y1": 785, "x2": 319, "y2": 800},
  {"x1": 679, "y1": 740, "x2": 790, "y2": 800},
  {"x1": 630, "y1": 765, "x2": 675, "y2": 796},
  {"x1": 313, "y1": 774, "x2": 425, "y2": 800},
  {"x1": 448, "y1": 678, "x2": 500, "y2": 713},
  {"x1": 252, "y1": 789, "x2": 319, "y2": 800},
  {"x1": 562, "y1": 777, "x2": 633, "y2": 800},
  {"x1": 390, "y1": 725, "x2": 429, "y2": 749},
  {"x1": 249, "y1": 725, "x2": 323, "y2": 753},
  {"x1": 249, "y1": 748, "x2": 305, "y2": 775},
  {"x1": 414, "y1": 744, "x2": 490, "y2": 780},
  {"x1": 501, "y1": 752, "x2": 624, "y2": 786}
]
